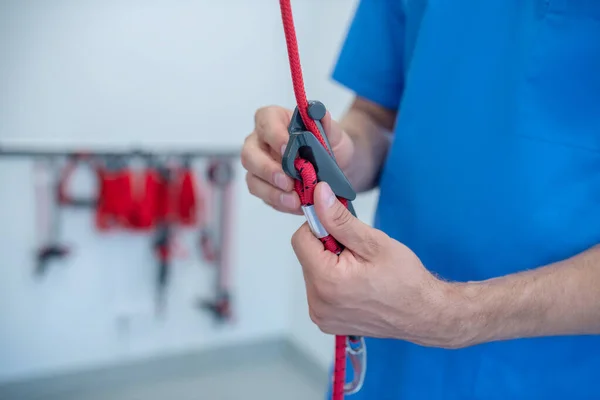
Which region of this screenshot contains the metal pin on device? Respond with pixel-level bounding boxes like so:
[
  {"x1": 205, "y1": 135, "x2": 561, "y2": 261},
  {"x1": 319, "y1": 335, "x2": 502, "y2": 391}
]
[{"x1": 301, "y1": 205, "x2": 328, "y2": 238}]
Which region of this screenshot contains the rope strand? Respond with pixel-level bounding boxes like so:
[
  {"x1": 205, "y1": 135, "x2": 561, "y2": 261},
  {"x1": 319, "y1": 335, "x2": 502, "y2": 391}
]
[
  {"x1": 278, "y1": 0, "x2": 332, "y2": 153},
  {"x1": 278, "y1": 1, "x2": 350, "y2": 398}
]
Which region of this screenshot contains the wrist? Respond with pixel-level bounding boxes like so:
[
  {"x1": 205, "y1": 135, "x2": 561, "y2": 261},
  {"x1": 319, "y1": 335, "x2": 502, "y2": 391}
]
[
  {"x1": 342, "y1": 129, "x2": 385, "y2": 192},
  {"x1": 339, "y1": 130, "x2": 365, "y2": 191},
  {"x1": 437, "y1": 281, "x2": 488, "y2": 349}
]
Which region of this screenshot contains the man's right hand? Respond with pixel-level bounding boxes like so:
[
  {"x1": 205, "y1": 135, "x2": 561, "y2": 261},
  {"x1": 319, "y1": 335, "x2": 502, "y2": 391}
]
[{"x1": 242, "y1": 105, "x2": 355, "y2": 215}]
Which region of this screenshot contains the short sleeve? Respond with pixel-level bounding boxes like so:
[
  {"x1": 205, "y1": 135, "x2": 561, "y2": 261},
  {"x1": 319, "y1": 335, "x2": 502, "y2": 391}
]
[{"x1": 331, "y1": 0, "x2": 405, "y2": 110}]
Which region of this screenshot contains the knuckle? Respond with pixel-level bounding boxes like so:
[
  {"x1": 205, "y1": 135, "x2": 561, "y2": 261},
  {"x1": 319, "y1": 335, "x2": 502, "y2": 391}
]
[
  {"x1": 254, "y1": 106, "x2": 267, "y2": 123},
  {"x1": 254, "y1": 106, "x2": 273, "y2": 132},
  {"x1": 308, "y1": 306, "x2": 324, "y2": 326},
  {"x1": 271, "y1": 204, "x2": 288, "y2": 213},
  {"x1": 243, "y1": 132, "x2": 253, "y2": 146},
  {"x1": 268, "y1": 188, "x2": 281, "y2": 206},
  {"x1": 310, "y1": 306, "x2": 334, "y2": 334},
  {"x1": 331, "y1": 205, "x2": 353, "y2": 229},
  {"x1": 240, "y1": 147, "x2": 251, "y2": 170},
  {"x1": 363, "y1": 230, "x2": 383, "y2": 256},
  {"x1": 318, "y1": 325, "x2": 333, "y2": 335},
  {"x1": 246, "y1": 174, "x2": 256, "y2": 195},
  {"x1": 262, "y1": 199, "x2": 276, "y2": 210},
  {"x1": 318, "y1": 323, "x2": 334, "y2": 335},
  {"x1": 291, "y1": 228, "x2": 302, "y2": 251},
  {"x1": 261, "y1": 162, "x2": 273, "y2": 182}
]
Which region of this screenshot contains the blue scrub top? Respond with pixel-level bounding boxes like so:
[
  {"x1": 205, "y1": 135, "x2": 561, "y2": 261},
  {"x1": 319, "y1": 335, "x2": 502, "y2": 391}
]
[{"x1": 330, "y1": 1, "x2": 600, "y2": 399}]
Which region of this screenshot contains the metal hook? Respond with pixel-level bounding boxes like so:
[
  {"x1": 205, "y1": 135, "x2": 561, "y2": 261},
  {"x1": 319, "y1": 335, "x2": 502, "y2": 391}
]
[{"x1": 344, "y1": 336, "x2": 367, "y2": 395}]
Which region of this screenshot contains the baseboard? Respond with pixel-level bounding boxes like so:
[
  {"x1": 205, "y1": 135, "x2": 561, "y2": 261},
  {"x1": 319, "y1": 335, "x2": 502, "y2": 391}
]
[{"x1": 0, "y1": 337, "x2": 328, "y2": 400}]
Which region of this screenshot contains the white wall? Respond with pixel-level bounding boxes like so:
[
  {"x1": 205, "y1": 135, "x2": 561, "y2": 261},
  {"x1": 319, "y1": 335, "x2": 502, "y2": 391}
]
[
  {"x1": 0, "y1": 0, "x2": 304, "y2": 383},
  {"x1": 0, "y1": 0, "x2": 374, "y2": 383}
]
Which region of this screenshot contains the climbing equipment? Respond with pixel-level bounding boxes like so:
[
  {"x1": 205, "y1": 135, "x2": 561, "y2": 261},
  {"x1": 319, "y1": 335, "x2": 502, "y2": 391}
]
[
  {"x1": 34, "y1": 157, "x2": 69, "y2": 276},
  {"x1": 199, "y1": 159, "x2": 234, "y2": 322},
  {"x1": 278, "y1": 1, "x2": 366, "y2": 397},
  {"x1": 95, "y1": 156, "x2": 133, "y2": 230},
  {"x1": 174, "y1": 156, "x2": 202, "y2": 227},
  {"x1": 57, "y1": 152, "x2": 99, "y2": 208}
]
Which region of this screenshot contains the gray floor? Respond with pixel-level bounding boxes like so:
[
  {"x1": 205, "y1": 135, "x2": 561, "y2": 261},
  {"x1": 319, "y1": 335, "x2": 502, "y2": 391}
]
[
  {"x1": 62, "y1": 361, "x2": 325, "y2": 400},
  {"x1": 59, "y1": 359, "x2": 324, "y2": 400},
  {"x1": 0, "y1": 340, "x2": 328, "y2": 400}
]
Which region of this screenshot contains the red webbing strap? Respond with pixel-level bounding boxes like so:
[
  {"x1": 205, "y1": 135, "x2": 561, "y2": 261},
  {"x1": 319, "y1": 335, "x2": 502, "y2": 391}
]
[{"x1": 279, "y1": 1, "x2": 348, "y2": 399}]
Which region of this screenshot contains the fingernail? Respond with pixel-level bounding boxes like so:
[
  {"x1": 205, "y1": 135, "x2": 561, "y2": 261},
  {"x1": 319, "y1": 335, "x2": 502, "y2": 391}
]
[
  {"x1": 281, "y1": 192, "x2": 298, "y2": 209},
  {"x1": 274, "y1": 172, "x2": 290, "y2": 191},
  {"x1": 281, "y1": 144, "x2": 287, "y2": 156},
  {"x1": 321, "y1": 182, "x2": 336, "y2": 208}
]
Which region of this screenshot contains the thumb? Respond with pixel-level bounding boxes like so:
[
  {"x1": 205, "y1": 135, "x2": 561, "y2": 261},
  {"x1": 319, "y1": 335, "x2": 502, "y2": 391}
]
[{"x1": 314, "y1": 181, "x2": 379, "y2": 258}]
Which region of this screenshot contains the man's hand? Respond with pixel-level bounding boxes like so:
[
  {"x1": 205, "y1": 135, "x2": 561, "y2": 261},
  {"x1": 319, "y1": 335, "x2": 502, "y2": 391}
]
[
  {"x1": 242, "y1": 106, "x2": 355, "y2": 214},
  {"x1": 291, "y1": 181, "x2": 470, "y2": 349}
]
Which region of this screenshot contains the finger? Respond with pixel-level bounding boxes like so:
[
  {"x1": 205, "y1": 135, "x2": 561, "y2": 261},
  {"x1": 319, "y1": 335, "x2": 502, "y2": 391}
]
[
  {"x1": 255, "y1": 106, "x2": 293, "y2": 157},
  {"x1": 266, "y1": 200, "x2": 304, "y2": 216},
  {"x1": 314, "y1": 182, "x2": 383, "y2": 259},
  {"x1": 291, "y1": 223, "x2": 338, "y2": 277},
  {"x1": 321, "y1": 111, "x2": 343, "y2": 148},
  {"x1": 241, "y1": 134, "x2": 295, "y2": 192},
  {"x1": 321, "y1": 111, "x2": 353, "y2": 167},
  {"x1": 246, "y1": 172, "x2": 301, "y2": 213}
]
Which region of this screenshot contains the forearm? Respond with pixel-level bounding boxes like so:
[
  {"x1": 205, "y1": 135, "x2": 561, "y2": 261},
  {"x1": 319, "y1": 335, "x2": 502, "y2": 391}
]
[
  {"x1": 339, "y1": 98, "x2": 395, "y2": 192},
  {"x1": 452, "y1": 245, "x2": 600, "y2": 348}
]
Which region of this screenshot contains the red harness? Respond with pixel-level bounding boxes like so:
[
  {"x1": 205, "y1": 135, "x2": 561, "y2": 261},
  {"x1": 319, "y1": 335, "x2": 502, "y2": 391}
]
[{"x1": 278, "y1": 1, "x2": 366, "y2": 398}]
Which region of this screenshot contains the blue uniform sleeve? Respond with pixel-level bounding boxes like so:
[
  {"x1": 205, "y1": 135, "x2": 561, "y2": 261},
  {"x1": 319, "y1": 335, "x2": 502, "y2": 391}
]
[{"x1": 331, "y1": 0, "x2": 405, "y2": 110}]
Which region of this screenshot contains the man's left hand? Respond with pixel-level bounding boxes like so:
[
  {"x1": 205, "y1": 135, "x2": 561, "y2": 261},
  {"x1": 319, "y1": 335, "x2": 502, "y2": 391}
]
[{"x1": 291, "y1": 182, "x2": 471, "y2": 349}]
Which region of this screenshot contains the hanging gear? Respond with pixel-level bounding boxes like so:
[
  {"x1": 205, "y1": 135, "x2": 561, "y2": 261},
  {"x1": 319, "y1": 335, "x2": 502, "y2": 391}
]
[
  {"x1": 152, "y1": 163, "x2": 174, "y2": 316},
  {"x1": 128, "y1": 161, "x2": 160, "y2": 231},
  {"x1": 34, "y1": 157, "x2": 69, "y2": 276},
  {"x1": 174, "y1": 156, "x2": 202, "y2": 227},
  {"x1": 153, "y1": 220, "x2": 171, "y2": 316},
  {"x1": 198, "y1": 159, "x2": 234, "y2": 322},
  {"x1": 57, "y1": 153, "x2": 99, "y2": 208},
  {"x1": 95, "y1": 156, "x2": 133, "y2": 231},
  {"x1": 199, "y1": 228, "x2": 217, "y2": 263},
  {"x1": 278, "y1": 1, "x2": 366, "y2": 397}
]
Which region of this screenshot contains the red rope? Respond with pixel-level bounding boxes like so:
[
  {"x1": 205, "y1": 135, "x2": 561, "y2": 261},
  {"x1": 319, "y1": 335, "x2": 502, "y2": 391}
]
[
  {"x1": 294, "y1": 158, "x2": 345, "y2": 254},
  {"x1": 279, "y1": 1, "x2": 348, "y2": 398}
]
